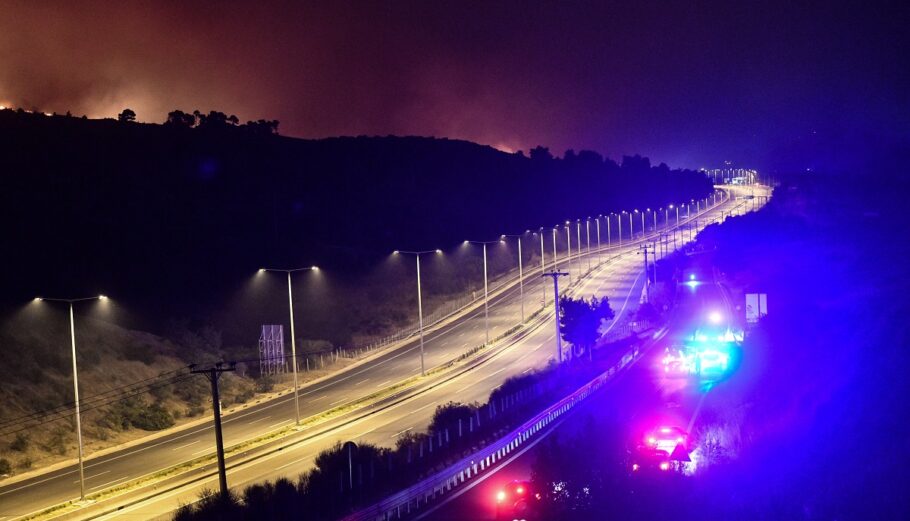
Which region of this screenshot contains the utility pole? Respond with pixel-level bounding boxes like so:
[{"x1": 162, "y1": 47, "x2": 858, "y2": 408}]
[
  {"x1": 542, "y1": 272, "x2": 569, "y2": 363},
  {"x1": 191, "y1": 362, "x2": 236, "y2": 497},
  {"x1": 638, "y1": 244, "x2": 654, "y2": 303}
]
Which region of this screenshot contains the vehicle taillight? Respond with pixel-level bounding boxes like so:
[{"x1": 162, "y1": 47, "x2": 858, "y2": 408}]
[
  {"x1": 659, "y1": 462, "x2": 670, "y2": 471},
  {"x1": 632, "y1": 463, "x2": 640, "y2": 472},
  {"x1": 516, "y1": 486, "x2": 524, "y2": 495},
  {"x1": 497, "y1": 490, "x2": 506, "y2": 502}
]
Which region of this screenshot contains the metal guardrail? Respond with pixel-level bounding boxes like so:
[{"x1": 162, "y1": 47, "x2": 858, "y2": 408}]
[{"x1": 341, "y1": 345, "x2": 642, "y2": 521}]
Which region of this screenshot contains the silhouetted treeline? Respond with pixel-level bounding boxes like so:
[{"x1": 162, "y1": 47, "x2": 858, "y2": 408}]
[{"x1": 164, "y1": 109, "x2": 279, "y2": 135}]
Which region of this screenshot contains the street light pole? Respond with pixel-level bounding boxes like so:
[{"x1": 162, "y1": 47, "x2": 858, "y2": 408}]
[
  {"x1": 539, "y1": 230, "x2": 547, "y2": 306},
  {"x1": 617, "y1": 213, "x2": 622, "y2": 246},
  {"x1": 502, "y1": 234, "x2": 526, "y2": 323},
  {"x1": 68, "y1": 302, "x2": 85, "y2": 501},
  {"x1": 466, "y1": 240, "x2": 501, "y2": 345},
  {"x1": 565, "y1": 224, "x2": 572, "y2": 282},
  {"x1": 260, "y1": 266, "x2": 318, "y2": 425},
  {"x1": 585, "y1": 219, "x2": 591, "y2": 271},
  {"x1": 607, "y1": 214, "x2": 612, "y2": 247},
  {"x1": 629, "y1": 211, "x2": 634, "y2": 241},
  {"x1": 285, "y1": 271, "x2": 299, "y2": 424},
  {"x1": 595, "y1": 216, "x2": 602, "y2": 265},
  {"x1": 575, "y1": 220, "x2": 582, "y2": 275},
  {"x1": 35, "y1": 295, "x2": 107, "y2": 501},
  {"x1": 393, "y1": 250, "x2": 440, "y2": 375}
]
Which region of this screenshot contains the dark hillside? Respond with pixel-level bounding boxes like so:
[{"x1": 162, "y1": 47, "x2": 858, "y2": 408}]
[{"x1": 0, "y1": 109, "x2": 711, "y2": 345}]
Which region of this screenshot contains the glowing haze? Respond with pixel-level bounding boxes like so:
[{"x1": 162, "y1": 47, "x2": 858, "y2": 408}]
[{"x1": 0, "y1": 1, "x2": 905, "y2": 170}]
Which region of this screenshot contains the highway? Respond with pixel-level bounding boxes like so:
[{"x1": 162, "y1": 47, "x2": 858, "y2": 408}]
[{"x1": 0, "y1": 186, "x2": 762, "y2": 520}]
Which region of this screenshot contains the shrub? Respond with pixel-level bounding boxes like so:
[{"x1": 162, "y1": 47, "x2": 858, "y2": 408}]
[
  {"x1": 102, "y1": 397, "x2": 175, "y2": 431},
  {"x1": 131, "y1": 402, "x2": 175, "y2": 431},
  {"x1": 233, "y1": 388, "x2": 255, "y2": 404},
  {"x1": 0, "y1": 458, "x2": 11, "y2": 475},
  {"x1": 256, "y1": 375, "x2": 276, "y2": 393},
  {"x1": 10, "y1": 433, "x2": 29, "y2": 452}
]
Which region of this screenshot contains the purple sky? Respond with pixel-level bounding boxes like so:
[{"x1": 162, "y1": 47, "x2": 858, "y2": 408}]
[{"x1": 1, "y1": 1, "x2": 906, "y2": 170}]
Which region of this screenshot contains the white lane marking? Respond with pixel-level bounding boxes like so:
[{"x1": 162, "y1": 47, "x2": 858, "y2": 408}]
[
  {"x1": 193, "y1": 447, "x2": 214, "y2": 456},
  {"x1": 378, "y1": 380, "x2": 391, "y2": 387},
  {"x1": 413, "y1": 402, "x2": 435, "y2": 413},
  {"x1": 247, "y1": 415, "x2": 272, "y2": 425},
  {"x1": 484, "y1": 366, "x2": 507, "y2": 379},
  {"x1": 267, "y1": 419, "x2": 292, "y2": 430},
  {"x1": 329, "y1": 397, "x2": 347, "y2": 406},
  {"x1": 276, "y1": 457, "x2": 308, "y2": 471},
  {"x1": 88, "y1": 475, "x2": 131, "y2": 492},
  {"x1": 74, "y1": 470, "x2": 109, "y2": 483},
  {"x1": 391, "y1": 427, "x2": 412, "y2": 439},
  {"x1": 454, "y1": 383, "x2": 473, "y2": 394},
  {"x1": 172, "y1": 440, "x2": 201, "y2": 451},
  {"x1": 356, "y1": 378, "x2": 370, "y2": 385}
]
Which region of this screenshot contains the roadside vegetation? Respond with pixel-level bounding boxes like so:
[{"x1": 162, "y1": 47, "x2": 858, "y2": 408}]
[{"x1": 171, "y1": 330, "x2": 645, "y2": 521}]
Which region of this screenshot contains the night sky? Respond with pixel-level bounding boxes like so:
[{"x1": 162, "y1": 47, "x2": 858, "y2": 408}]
[{"x1": 0, "y1": 1, "x2": 906, "y2": 170}]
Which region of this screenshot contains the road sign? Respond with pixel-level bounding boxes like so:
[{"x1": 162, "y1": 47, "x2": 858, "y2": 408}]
[{"x1": 669, "y1": 443, "x2": 691, "y2": 462}]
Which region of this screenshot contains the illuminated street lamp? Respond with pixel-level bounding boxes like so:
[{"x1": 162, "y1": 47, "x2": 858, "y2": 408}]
[
  {"x1": 392, "y1": 250, "x2": 441, "y2": 375},
  {"x1": 501, "y1": 233, "x2": 527, "y2": 323},
  {"x1": 258, "y1": 266, "x2": 319, "y2": 424},
  {"x1": 465, "y1": 239, "x2": 503, "y2": 345},
  {"x1": 34, "y1": 294, "x2": 108, "y2": 501}
]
